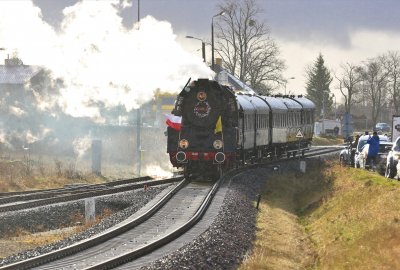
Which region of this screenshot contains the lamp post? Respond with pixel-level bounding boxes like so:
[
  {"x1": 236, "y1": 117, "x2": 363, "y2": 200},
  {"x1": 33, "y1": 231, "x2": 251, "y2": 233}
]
[
  {"x1": 186, "y1": 36, "x2": 206, "y2": 62},
  {"x1": 211, "y1": 11, "x2": 225, "y2": 71},
  {"x1": 137, "y1": 0, "x2": 140, "y2": 23},
  {"x1": 284, "y1": 77, "x2": 295, "y2": 95}
]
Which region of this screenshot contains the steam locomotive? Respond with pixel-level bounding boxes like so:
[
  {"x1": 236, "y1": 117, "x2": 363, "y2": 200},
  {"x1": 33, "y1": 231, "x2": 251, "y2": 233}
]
[{"x1": 167, "y1": 79, "x2": 315, "y2": 179}]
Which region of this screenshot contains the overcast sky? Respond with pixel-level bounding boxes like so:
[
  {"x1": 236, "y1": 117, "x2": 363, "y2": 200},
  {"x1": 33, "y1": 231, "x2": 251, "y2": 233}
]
[{"x1": 15, "y1": 0, "x2": 400, "y2": 97}]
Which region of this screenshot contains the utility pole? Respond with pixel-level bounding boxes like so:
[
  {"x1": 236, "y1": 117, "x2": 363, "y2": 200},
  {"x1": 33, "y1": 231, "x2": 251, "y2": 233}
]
[
  {"x1": 136, "y1": 108, "x2": 141, "y2": 177},
  {"x1": 211, "y1": 11, "x2": 225, "y2": 71}
]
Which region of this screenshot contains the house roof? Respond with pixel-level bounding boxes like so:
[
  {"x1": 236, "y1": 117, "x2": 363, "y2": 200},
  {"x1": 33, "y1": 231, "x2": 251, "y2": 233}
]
[{"x1": 0, "y1": 65, "x2": 42, "y2": 84}]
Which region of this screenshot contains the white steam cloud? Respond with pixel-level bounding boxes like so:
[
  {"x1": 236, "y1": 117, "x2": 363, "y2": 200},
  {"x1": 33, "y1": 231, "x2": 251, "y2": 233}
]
[
  {"x1": 0, "y1": 0, "x2": 213, "y2": 121},
  {"x1": 72, "y1": 136, "x2": 92, "y2": 159}
]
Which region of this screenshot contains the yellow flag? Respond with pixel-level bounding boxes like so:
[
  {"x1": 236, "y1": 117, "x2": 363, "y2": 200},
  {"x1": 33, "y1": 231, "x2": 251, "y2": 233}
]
[{"x1": 215, "y1": 116, "x2": 222, "y2": 134}]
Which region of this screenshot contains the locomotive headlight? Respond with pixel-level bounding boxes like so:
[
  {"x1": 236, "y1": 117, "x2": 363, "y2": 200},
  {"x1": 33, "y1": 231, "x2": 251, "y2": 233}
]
[
  {"x1": 213, "y1": 140, "x2": 223, "y2": 149},
  {"x1": 179, "y1": 139, "x2": 189, "y2": 149}
]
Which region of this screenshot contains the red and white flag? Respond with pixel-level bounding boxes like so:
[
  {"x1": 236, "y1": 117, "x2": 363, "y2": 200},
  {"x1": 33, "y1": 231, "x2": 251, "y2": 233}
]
[{"x1": 165, "y1": 114, "x2": 182, "y2": 131}]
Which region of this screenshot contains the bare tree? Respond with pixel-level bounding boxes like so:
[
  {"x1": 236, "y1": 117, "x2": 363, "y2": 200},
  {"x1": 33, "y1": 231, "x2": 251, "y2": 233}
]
[
  {"x1": 382, "y1": 51, "x2": 400, "y2": 114},
  {"x1": 215, "y1": 0, "x2": 285, "y2": 94},
  {"x1": 334, "y1": 62, "x2": 363, "y2": 115},
  {"x1": 358, "y1": 57, "x2": 390, "y2": 126}
]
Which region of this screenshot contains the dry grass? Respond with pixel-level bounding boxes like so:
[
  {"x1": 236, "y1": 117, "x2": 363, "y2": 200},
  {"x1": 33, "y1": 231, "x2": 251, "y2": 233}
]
[
  {"x1": 0, "y1": 227, "x2": 80, "y2": 259},
  {"x1": 312, "y1": 136, "x2": 344, "y2": 146},
  {"x1": 305, "y1": 164, "x2": 400, "y2": 269},
  {"x1": 240, "y1": 162, "x2": 330, "y2": 270},
  {"x1": 240, "y1": 160, "x2": 400, "y2": 270},
  {"x1": 0, "y1": 207, "x2": 115, "y2": 259},
  {"x1": 0, "y1": 158, "x2": 106, "y2": 192}
]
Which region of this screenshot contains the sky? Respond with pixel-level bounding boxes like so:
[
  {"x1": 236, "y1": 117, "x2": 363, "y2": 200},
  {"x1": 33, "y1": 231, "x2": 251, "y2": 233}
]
[{"x1": 3, "y1": 0, "x2": 400, "y2": 102}]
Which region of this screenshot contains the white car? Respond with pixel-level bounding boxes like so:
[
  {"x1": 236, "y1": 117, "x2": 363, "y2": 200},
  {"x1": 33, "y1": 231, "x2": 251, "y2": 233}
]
[
  {"x1": 354, "y1": 134, "x2": 390, "y2": 172},
  {"x1": 385, "y1": 136, "x2": 400, "y2": 179}
]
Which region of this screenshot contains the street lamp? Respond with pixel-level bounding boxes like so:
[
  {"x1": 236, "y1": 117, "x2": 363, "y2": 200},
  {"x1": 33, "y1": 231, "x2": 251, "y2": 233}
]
[
  {"x1": 211, "y1": 11, "x2": 225, "y2": 71},
  {"x1": 137, "y1": 0, "x2": 140, "y2": 23},
  {"x1": 284, "y1": 77, "x2": 295, "y2": 95},
  {"x1": 186, "y1": 36, "x2": 206, "y2": 62}
]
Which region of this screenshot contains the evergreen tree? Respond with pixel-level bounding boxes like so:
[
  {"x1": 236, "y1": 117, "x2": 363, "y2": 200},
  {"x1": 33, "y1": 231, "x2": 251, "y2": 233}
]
[{"x1": 306, "y1": 54, "x2": 333, "y2": 119}]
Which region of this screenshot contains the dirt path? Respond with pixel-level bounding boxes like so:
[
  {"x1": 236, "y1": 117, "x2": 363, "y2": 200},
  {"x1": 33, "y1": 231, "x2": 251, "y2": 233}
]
[{"x1": 259, "y1": 200, "x2": 317, "y2": 269}]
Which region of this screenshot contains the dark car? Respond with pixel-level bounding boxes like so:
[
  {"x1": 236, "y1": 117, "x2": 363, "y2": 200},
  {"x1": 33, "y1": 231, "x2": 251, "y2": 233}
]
[
  {"x1": 354, "y1": 134, "x2": 391, "y2": 174},
  {"x1": 375, "y1": 122, "x2": 391, "y2": 132}
]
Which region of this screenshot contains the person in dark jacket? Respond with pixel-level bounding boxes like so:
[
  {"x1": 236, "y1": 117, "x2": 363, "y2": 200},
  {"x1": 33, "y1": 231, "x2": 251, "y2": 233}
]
[{"x1": 366, "y1": 131, "x2": 380, "y2": 169}]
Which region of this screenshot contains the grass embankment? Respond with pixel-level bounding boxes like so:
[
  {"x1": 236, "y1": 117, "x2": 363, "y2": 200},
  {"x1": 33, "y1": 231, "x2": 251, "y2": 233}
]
[{"x1": 240, "y1": 161, "x2": 400, "y2": 269}]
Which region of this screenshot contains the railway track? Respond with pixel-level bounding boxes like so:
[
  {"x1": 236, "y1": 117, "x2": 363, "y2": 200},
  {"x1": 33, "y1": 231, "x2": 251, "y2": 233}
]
[
  {"x1": 0, "y1": 176, "x2": 222, "y2": 270},
  {"x1": 0, "y1": 176, "x2": 183, "y2": 213},
  {"x1": 0, "y1": 176, "x2": 154, "y2": 199}
]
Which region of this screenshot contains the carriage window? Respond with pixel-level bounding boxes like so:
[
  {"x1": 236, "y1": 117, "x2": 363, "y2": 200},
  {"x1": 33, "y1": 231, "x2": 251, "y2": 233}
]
[
  {"x1": 283, "y1": 114, "x2": 285, "y2": 127},
  {"x1": 264, "y1": 114, "x2": 267, "y2": 128},
  {"x1": 278, "y1": 114, "x2": 281, "y2": 127}
]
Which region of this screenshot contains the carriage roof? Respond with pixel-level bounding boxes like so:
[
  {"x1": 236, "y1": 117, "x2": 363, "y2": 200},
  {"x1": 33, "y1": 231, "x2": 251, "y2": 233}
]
[
  {"x1": 257, "y1": 96, "x2": 288, "y2": 112},
  {"x1": 279, "y1": 97, "x2": 303, "y2": 110},
  {"x1": 292, "y1": 97, "x2": 316, "y2": 110},
  {"x1": 236, "y1": 95, "x2": 256, "y2": 113}
]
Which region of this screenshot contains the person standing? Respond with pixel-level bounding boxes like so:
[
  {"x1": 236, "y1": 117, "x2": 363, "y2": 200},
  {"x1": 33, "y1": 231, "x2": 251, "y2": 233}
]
[{"x1": 366, "y1": 131, "x2": 380, "y2": 170}]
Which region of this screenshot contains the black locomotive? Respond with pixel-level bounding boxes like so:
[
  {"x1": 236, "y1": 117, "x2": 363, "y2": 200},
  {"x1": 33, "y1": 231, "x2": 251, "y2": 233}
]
[{"x1": 167, "y1": 79, "x2": 315, "y2": 179}]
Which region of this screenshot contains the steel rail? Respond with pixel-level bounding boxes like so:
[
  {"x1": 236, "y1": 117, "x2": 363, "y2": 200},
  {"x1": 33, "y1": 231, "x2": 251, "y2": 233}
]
[{"x1": 0, "y1": 176, "x2": 153, "y2": 199}]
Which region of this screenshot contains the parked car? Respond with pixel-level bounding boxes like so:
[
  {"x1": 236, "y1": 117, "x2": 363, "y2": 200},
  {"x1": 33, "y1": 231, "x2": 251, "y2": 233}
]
[
  {"x1": 385, "y1": 136, "x2": 400, "y2": 179},
  {"x1": 354, "y1": 134, "x2": 391, "y2": 174},
  {"x1": 375, "y1": 122, "x2": 391, "y2": 132}
]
